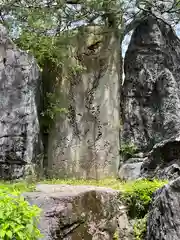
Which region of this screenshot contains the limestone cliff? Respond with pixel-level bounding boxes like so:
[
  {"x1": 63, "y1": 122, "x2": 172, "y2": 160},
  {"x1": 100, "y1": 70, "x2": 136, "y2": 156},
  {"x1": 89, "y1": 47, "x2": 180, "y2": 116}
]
[
  {"x1": 47, "y1": 26, "x2": 121, "y2": 179},
  {"x1": 0, "y1": 24, "x2": 42, "y2": 179}
]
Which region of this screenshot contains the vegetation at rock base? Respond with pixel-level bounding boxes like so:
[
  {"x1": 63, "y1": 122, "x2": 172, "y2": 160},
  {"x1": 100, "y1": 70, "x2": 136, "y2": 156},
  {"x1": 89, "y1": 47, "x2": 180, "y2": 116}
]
[
  {"x1": 0, "y1": 187, "x2": 42, "y2": 240},
  {"x1": 120, "y1": 179, "x2": 167, "y2": 218},
  {"x1": 1, "y1": 0, "x2": 180, "y2": 178},
  {"x1": 134, "y1": 215, "x2": 147, "y2": 240},
  {"x1": 120, "y1": 142, "x2": 138, "y2": 161}
]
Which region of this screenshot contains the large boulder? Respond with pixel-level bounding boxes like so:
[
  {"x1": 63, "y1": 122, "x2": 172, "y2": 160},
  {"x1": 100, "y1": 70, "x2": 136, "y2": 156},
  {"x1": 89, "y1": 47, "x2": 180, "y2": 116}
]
[
  {"x1": 146, "y1": 177, "x2": 180, "y2": 240},
  {"x1": 24, "y1": 184, "x2": 130, "y2": 240},
  {"x1": 0, "y1": 24, "x2": 42, "y2": 179},
  {"x1": 121, "y1": 16, "x2": 180, "y2": 179},
  {"x1": 47, "y1": 26, "x2": 120, "y2": 179}
]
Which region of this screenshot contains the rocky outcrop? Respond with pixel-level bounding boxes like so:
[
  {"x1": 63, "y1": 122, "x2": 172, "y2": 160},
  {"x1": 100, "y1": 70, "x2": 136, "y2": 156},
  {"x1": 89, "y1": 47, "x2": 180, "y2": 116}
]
[
  {"x1": 141, "y1": 136, "x2": 180, "y2": 180},
  {"x1": 118, "y1": 158, "x2": 143, "y2": 181},
  {"x1": 0, "y1": 24, "x2": 42, "y2": 179},
  {"x1": 121, "y1": 16, "x2": 180, "y2": 151},
  {"x1": 24, "y1": 184, "x2": 130, "y2": 240},
  {"x1": 47, "y1": 27, "x2": 120, "y2": 179},
  {"x1": 121, "y1": 16, "x2": 180, "y2": 179},
  {"x1": 146, "y1": 177, "x2": 180, "y2": 240}
]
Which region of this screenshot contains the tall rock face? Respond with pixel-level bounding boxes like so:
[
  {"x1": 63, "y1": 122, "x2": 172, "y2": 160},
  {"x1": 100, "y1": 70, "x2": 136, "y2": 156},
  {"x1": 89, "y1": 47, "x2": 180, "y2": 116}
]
[
  {"x1": 121, "y1": 16, "x2": 180, "y2": 152},
  {"x1": 120, "y1": 16, "x2": 180, "y2": 179},
  {"x1": 47, "y1": 27, "x2": 120, "y2": 179},
  {"x1": 0, "y1": 25, "x2": 42, "y2": 179}
]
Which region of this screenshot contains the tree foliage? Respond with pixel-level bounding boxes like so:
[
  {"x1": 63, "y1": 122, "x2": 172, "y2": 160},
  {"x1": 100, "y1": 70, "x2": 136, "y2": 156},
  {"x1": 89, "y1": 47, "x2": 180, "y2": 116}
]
[
  {"x1": 0, "y1": 0, "x2": 180, "y2": 60},
  {"x1": 0, "y1": 0, "x2": 140, "y2": 57}
]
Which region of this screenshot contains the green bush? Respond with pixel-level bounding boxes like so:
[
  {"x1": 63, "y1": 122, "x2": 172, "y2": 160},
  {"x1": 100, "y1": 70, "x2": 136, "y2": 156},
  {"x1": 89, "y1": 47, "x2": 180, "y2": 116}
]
[
  {"x1": 134, "y1": 215, "x2": 147, "y2": 240},
  {"x1": 119, "y1": 143, "x2": 138, "y2": 160},
  {"x1": 121, "y1": 179, "x2": 167, "y2": 218},
  {"x1": 0, "y1": 188, "x2": 42, "y2": 240}
]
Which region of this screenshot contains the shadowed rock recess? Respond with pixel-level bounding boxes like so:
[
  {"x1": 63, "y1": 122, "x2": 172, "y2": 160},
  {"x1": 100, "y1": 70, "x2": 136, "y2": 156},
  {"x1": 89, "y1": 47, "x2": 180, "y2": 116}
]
[
  {"x1": 120, "y1": 16, "x2": 180, "y2": 180},
  {"x1": 0, "y1": 24, "x2": 42, "y2": 179}
]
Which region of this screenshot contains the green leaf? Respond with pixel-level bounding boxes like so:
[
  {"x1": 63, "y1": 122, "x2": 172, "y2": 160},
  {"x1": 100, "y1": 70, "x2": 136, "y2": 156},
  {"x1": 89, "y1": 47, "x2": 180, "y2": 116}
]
[
  {"x1": 0, "y1": 188, "x2": 42, "y2": 240},
  {"x1": 6, "y1": 231, "x2": 12, "y2": 239},
  {"x1": 0, "y1": 230, "x2": 6, "y2": 238}
]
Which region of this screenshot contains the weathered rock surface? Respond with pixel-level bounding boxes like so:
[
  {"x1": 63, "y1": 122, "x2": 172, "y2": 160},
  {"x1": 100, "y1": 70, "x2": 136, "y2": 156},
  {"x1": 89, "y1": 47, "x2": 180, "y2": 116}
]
[
  {"x1": 24, "y1": 184, "x2": 130, "y2": 240},
  {"x1": 47, "y1": 27, "x2": 120, "y2": 179},
  {"x1": 121, "y1": 16, "x2": 180, "y2": 179},
  {"x1": 0, "y1": 24, "x2": 42, "y2": 179},
  {"x1": 141, "y1": 136, "x2": 180, "y2": 180},
  {"x1": 118, "y1": 158, "x2": 144, "y2": 181},
  {"x1": 121, "y1": 16, "x2": 180, "y2": 152},
  {"x1": 146, "y1": 177, "x2": 180, "y2": 240}
]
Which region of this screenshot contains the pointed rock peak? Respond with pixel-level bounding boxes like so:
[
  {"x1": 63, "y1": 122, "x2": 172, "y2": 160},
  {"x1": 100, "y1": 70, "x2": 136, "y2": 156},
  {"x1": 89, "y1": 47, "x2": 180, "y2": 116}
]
[
  {"x1": 126, "y1": 16, "x2": 179, "y2": 55},
  {"x1": 120, "y1": 13, "x2": 180, "y2": 180}
]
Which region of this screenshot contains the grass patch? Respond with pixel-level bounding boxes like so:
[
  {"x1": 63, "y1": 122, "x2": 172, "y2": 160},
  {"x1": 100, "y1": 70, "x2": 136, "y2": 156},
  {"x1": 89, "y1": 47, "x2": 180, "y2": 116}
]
[
  {"x1": 120, "y1": 179, "x2": 167, "y2": 218},
  {"x1": 40, "y1": 177, "x2": 125, "y2": 189},
  {"x1": 0, "y1": 181, "x2": 36, "y2": 193}
]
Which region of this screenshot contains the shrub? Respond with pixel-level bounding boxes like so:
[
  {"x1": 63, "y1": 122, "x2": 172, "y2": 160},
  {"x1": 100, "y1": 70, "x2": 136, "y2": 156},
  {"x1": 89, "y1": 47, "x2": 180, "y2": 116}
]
[
  {"x1": 0, "y1": 188, "x2": 42, "y2": 240},
  {"x1": 134, "y1": 215, "x2": 147, "y2": 240},
  {"x1": 121, "y1": 179, "x2": 167, "y2": 218},
  {"x1": 119, "y1": 143, "x2": 138, "y2": 160}
]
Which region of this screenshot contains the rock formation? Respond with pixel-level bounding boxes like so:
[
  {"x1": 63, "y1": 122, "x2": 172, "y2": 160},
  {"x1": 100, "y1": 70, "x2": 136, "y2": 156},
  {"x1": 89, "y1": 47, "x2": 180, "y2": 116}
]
[
  {"x1": 118, "y1": 158, "x2": 143, "y2": 181},
  {"x1": 47, "y1": 27, "x2": 120, "y2": 179},
  {"x1": 146, "y1": 177, "x2": 180, "y2": 240},
  {"x1": 24, "y1": 184, "x2": 130, "y2": 240},
  {"x1": 120, "y1": 16, "x2": 180, "y2": 179},
  {"x1": 0, "y1": 24, "x2": 42, "y2": 179},
  {"x1": 141, "y1": 136, "x2": 180, "y2": 179},
  {"x1": 3, "y1": 14, "x2": 180, "y2": 181}
]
